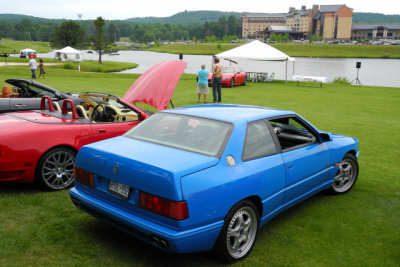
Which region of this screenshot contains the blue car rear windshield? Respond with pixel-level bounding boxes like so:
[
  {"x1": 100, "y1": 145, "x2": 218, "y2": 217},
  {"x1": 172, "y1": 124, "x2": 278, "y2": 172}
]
[{"x1": 124, "y1": 113, "x2": 232, "y2": 157}]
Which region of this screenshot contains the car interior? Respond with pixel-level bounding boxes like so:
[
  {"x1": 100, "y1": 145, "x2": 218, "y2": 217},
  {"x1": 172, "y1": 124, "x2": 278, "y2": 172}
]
[
  {"x1": 270, "y1": 117, "x2": 317, "y2": 150},
  {"x1": 40, "y1": 94, "x2": 140, "y2": 123},
  {"x1": 79, "y1": 94, "x2": 140, "y2": 123}
]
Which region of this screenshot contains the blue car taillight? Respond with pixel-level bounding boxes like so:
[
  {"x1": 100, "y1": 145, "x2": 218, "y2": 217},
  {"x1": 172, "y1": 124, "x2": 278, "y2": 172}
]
[
  {"x1": 139, "y1": 191, "x2": 188, "y2": 220},
  {"x1": 73, "y1": 165, "x2": 94, "y2": 188}
]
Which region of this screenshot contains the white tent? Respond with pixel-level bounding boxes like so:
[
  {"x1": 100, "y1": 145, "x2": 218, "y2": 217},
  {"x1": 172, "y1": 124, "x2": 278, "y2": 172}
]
[
  {"x1": 20, "y1": 48, "x2": 37, "y2": 58},
  {"x1": 215, "y1": 40, "x2": 295, "y2": 83},
  {"x1": 55, "y1": 46, "x2": 83, "y2": 62}
]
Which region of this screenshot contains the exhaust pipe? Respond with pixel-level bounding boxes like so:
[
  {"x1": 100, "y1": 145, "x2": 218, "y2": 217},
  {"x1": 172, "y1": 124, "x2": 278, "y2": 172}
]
[
  {"x1": 151, "y1": 235, "x2": 169, "y2": 249},
  {"x1": 71, "y1": 197, "x2": 81, "y2": 207}
]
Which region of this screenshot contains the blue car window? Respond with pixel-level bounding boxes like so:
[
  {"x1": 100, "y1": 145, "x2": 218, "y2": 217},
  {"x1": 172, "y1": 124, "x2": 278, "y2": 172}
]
[
  {"x1": 270, "y1": 117, "x2": 317, "y2": 151},
  {"x1": 243, "y1": 120, "x2": 277, "y2": 161},
  {"x1": 124, "y1": 113, "x2": 232, "y2": 157}
]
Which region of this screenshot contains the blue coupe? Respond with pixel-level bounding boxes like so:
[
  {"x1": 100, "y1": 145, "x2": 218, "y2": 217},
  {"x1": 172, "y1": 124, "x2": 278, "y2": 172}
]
[{"x1": 70, "y1": 104, "x2": 359, "y2": 262}]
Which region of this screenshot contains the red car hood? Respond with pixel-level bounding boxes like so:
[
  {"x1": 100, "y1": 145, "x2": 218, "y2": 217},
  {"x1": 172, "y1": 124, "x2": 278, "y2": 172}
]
[{"x1": 123, "y1": 60, "x2": 187, "y2": 111}]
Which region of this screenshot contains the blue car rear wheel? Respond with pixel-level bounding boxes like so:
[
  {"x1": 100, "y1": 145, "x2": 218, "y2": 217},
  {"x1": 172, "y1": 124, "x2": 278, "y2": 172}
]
[{"x1": 213, "y1": 200, "x2": 259, "y2": 262}]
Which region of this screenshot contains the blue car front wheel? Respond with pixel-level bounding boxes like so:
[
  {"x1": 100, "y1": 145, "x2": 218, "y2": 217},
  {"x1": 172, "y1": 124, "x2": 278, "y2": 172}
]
[
  {"x1": 330, "y1": 153, "x2": 359, "y2": 194},
  {"x1": 213, "y1": 200, "x2": 259, "y2": 263}
]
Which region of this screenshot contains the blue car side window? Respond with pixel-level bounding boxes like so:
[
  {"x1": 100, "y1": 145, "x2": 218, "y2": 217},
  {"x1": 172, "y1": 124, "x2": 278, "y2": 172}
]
[
  {"x1": 270, "y1": 117, "x2": 317, "y2": 151},
  {"x1": 243, "y1": 120, "x2": 277, "y2": 161}
]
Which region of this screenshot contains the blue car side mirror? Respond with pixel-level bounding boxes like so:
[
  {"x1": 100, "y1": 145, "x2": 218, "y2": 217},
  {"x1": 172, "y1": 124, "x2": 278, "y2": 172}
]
[{"x1": 319, "y1": 132, "x2": 333, "y2": 142}]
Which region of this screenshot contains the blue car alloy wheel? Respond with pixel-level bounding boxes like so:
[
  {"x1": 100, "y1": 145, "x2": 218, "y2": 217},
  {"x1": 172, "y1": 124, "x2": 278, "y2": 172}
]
[{"x1": 213, "y1": 200, "x2": 259, "y2": 262}]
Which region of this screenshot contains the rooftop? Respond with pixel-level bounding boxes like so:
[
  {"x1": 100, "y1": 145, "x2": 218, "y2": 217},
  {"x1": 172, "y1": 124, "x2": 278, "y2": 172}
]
[
  {"x1": 352, "y1": 23, "x2": 400, "y2": 30},
  {"x1": 320, "y1": 5, "x2": 343, "y2": 13},
  {"x1": 165, "y1": 104, "x2": 294, "y2": 124}
]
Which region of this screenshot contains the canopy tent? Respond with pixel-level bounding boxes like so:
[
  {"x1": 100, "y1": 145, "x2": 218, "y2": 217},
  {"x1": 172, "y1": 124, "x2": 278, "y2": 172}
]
[
  {"x1": 55, "y1": 46, "x2": 83, "y2": 62},
  {"x1": 20, "y1": 48, "x2": 37, "y2": 58},
  {"x1": 215, "y1": 40, "x2": 295, "y2": 83}
]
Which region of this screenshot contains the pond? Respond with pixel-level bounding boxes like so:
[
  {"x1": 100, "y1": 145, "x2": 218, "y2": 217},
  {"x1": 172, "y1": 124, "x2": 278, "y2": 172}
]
[{"x1": 37, "y1": 50, "x2": 400, "y2": 88}]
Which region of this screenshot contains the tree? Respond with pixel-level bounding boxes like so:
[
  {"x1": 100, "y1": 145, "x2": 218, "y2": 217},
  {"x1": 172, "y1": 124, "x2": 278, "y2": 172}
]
[
  {"x1": 92, "y1": 16, "x2": 109, "y2": 64},
  {"x1": 50, "y1": 20, "x2": 84, "y2": 48},
  {"x1": 143, "y1": 30, "x2": 156, "y2": 43},
  {"x1": 108, "y1": 23, "x2": 120, "y2": 42}
]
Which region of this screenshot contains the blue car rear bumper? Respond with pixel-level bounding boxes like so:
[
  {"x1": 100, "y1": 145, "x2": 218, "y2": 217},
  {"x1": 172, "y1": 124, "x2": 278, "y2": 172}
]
[{"x1": 69, "y1": 187, "x2": 223, "y2": 253}]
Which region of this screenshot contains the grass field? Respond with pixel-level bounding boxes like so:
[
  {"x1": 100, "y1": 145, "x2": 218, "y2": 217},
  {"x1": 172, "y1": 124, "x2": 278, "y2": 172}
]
[
  {"x1": 0, "y1": 65, "x2": 399, "y2": 266},
  {"x1": 0, "y1": 40, "x2": 53, "y2": 54}
]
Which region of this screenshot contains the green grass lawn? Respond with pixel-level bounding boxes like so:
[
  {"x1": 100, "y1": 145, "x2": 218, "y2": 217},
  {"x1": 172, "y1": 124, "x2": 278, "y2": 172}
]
[
  {"x1": 0, "y1": 59, "x2": 138, "y2": 73},
  {"x1": 0, "y1": 66, "x2": 399, "y2": 266},
  {"x1": 0, "y1": 40, "x2": 53, "y2": 54}
]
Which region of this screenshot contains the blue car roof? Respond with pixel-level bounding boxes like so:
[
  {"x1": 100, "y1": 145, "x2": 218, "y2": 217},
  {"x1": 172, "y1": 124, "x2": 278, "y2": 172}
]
[{"x1": 162, "y1": 104, "x2": 295, "y2": 124}]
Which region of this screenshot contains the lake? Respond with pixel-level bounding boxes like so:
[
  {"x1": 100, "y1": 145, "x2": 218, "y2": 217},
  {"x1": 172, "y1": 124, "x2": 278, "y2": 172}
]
[{"x1": 38, "y1": 50, "x2": 400, "y2": 88}]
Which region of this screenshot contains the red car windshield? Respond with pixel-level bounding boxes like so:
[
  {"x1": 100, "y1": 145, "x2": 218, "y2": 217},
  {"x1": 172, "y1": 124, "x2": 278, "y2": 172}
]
[{"x1": 223, "y1": 67, "x2": 236, "y2": 74}]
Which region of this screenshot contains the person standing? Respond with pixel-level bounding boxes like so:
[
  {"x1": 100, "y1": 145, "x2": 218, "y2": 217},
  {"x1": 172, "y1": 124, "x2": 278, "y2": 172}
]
[
  {"x1": 38, "y1": 59, "x2": 46, "y2": 79},
  {"x1": 197, "y1": 64, "x2": 209, "y2": 103},
  {"x1": 29, "y1": 57, "x2": 37, "y2": 79},
  {"x1": 212, "y1": 57, "x2": 223, "y2": 103}
]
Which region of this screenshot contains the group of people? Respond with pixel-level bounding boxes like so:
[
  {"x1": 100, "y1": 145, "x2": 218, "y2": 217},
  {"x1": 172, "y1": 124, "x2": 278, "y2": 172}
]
[
  {"x1": 28, "y1": 57, "x2": 46, "y2": 79},
  {"x1": 196, "y1": 57, "x2": 223, "y2": 104}
]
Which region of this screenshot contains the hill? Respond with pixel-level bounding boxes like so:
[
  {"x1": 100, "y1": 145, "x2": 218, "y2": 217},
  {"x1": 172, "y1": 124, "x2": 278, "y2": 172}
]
[
  {"x1": 353, "y1": 12, "x2": 400, "y2": 23},
  {"x1": 126, "y1": 10, "x2": 240, "y2": 24},
  {"x1": 1, "y1": 11, "x2": 400, "y2": 24},
  {"x1": 0, "y1": 13, "x2": 64, "y2": 23}
]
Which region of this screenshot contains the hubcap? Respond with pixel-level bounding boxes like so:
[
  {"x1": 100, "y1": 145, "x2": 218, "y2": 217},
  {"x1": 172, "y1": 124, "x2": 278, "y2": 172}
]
[
  {"x1": 42, "y1": 150, "x2": 75, "y2": 190},
  {"x1": 226, "y1": 206, "x2": 257, "y2": 259},
  {"x1": 332, "y1": 159, "x2": 356, "y2": 193}
]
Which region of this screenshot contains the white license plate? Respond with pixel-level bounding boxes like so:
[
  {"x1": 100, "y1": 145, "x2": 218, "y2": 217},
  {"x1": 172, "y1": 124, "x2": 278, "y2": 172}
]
[{"x1": 108, "y1": 180, "x2": 130, "y2": 199}]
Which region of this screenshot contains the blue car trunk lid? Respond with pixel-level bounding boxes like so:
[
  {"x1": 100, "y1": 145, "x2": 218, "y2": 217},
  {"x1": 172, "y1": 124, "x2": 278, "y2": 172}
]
[{"x1": 76, "y1": 136, "x2": 219, "y2": 200}]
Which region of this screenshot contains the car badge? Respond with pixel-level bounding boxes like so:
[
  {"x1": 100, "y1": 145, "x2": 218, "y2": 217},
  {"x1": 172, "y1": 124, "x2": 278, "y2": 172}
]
[
  {"x1": 113, "y1": 163, "x2": 119, "y2": 175},
  {"x1": 226, "y1": 155, "x2": 236, "y2": 167}
]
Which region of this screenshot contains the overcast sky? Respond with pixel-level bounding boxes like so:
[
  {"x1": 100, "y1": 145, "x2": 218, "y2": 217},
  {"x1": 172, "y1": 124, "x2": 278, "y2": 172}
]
[{"x1": 2, "y1": 0, "x2": 399, "y2": 20}]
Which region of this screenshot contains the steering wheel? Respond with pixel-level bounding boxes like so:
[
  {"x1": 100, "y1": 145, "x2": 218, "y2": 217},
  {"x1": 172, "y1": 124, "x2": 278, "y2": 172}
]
[
  {"x1": 273, "y1": 125, "x2": 282, "y2": 135},
  {"x1": 91, "y1": 104, "x2": 108, "y2": 121}
]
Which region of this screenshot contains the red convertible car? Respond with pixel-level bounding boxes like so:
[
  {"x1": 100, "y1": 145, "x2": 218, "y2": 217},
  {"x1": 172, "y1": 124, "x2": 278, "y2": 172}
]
[
  {"x1": 0, "y1": 60, "x2": 187, "y2": 190},
  {"x1": 208, "y1": 66, "x2": 247, "y2": 87}
]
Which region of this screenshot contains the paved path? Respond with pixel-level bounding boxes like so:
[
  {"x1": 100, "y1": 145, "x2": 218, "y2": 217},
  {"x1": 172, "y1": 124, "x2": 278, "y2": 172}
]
[{"x1": 0, "y1": 62, "x2": 60, "y2": 67}]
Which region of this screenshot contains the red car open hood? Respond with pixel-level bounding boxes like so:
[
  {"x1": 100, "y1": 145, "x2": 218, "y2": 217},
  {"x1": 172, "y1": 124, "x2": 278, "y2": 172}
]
[{"x1": 123, "y1": 60, "x2": 187, "y2": 111}]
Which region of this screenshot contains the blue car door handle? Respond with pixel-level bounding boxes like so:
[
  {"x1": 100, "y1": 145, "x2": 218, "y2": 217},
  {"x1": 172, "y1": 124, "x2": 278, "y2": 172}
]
[{"x1": 286, "y1": 163, "x2": 294, "y2": 169}]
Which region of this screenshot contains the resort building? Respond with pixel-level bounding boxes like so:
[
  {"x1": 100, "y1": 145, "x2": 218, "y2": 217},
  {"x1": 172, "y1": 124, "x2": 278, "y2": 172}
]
[
  {"x1": 312, "y1": 5, "x2": 353, "y2": 41},
  {"x1": 351, "y1": 23, "x2": 400, "y2": 41},
  {"x1": 241, "y1": 13, "x2": 286, "y2": 39},
  {"x1": 240, "y1": 4, "x2": 353, "y2": 41},
  {"x1": 285, "y1": 6, "x2": 314, "y2": 38}
]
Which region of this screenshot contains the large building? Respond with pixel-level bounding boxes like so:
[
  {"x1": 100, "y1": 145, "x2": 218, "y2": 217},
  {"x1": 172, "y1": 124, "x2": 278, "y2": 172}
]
[
  {"x1": 351, "y1": 23, "x2": 400, "y2": 41},
  {"x1": 240, "y1": 4, "x2": 353, "y2": 41},
  {"x1": 313, "y1": 5, "x2": 353, "y2": 40},
  {"x1": 241, "y1": 13, "x2": 286, "y2": 39}
]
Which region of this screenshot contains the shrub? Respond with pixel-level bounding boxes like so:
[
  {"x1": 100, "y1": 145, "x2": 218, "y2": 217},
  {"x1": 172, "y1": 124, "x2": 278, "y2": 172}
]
[
  {"x1": 333, "y1": 77, "x2": 350, "y2": 84},
  {"x1": 63, "y1": 63, "x2": 73, "y2": 69},
  {"x1": 90, "y1": 67, "x2": 103, "y2": 72}
]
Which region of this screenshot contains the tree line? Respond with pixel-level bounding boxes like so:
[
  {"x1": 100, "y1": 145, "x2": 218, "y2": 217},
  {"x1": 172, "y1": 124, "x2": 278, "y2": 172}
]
[{"x1": 0, "y1": 15, "x2": 240, "y2": 47}]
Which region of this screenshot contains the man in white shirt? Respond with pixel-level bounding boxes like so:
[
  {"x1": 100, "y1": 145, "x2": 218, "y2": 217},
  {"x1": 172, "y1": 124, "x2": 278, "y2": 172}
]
[{"x1": 29, "y1": 57, "x2": 37, "y2": 79}]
